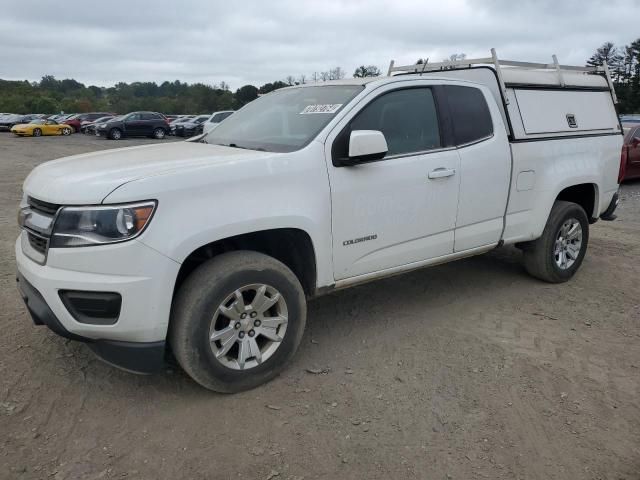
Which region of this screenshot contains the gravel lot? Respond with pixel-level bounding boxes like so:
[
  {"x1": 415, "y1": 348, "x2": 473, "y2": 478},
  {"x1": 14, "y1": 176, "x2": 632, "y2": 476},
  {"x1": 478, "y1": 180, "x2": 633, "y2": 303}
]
[{"x1": 1, "y1": 133, "x2": 639, "y2": 480}]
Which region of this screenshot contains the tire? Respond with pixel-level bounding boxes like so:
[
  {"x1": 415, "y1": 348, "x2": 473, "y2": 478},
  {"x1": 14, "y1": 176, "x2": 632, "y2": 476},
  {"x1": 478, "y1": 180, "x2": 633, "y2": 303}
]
[
  {"x1": 170, "y1": 251, "x2": 307, "y2": 393},
  {"x1": 61, "y1": 127, "x2": 71, "y2": 136},
  {"x1": 33, "y1": 128, "x2": 42, "y2": 137},
  {"x1": 153, "y1": 128, "x2": 166, "y2": 139},
  {"x1": 109, "y1": 128, "x2": 122, "y2": 140},
  {"x1": 523, "y1": 200, "x2": 589, "y2": 283}
]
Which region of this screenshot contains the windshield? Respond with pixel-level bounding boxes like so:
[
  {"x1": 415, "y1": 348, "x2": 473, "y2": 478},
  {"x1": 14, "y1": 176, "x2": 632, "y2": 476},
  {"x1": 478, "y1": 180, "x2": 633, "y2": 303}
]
[{"x1": 205, "y1": 85, "x2": 363, "y2": 152}]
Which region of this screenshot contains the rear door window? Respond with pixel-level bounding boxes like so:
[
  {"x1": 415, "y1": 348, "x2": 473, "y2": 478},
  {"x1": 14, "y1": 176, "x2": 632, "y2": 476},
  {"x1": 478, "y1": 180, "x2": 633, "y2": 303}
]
[{"x1": 444, "y1": 85, "x2": 493, "y2": 146}]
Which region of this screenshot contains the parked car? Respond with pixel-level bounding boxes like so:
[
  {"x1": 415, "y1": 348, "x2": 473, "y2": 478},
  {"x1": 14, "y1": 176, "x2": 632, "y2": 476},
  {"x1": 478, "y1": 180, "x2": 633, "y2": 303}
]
[
  {"x1": 64, "y1": 112, "x2": 114, "y2": 133},
  {"x1": 174, "y1": 114, "x2": 210, "y2": 137},
  {"x1": 0, "y1": 114, "x2": 39, "y2": 131},
  {"x1": 621, "y1": 123, "x2": 640, "y2": 181},
  {"x1": 95, "y1": 112, "x2": 170, "y2": 140},
  {"x1": 10, "y1": 118, "x2": 72, "y2": 137},
  {"x1": 15, "y1": 51, "x2": 623, "y2": 392},
  {"x1": 169, "y1": 115, "x2": 196, "y2": 135},
  {"x1": 620, "y1": 114, "x2": 640, "y2": 123},
  {"x1": 81, "y1": 116, "x2": 115, "y2": 134},
  {"x1": 202, "y1": 110, "x2": 234, "y2": 134}
]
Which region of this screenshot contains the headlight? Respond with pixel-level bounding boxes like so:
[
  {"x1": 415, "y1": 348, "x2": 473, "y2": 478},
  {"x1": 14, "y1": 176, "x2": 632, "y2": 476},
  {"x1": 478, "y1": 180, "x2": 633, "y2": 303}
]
[{"x1": 50, "y1": 201, "x2": 156, "y2": 248}]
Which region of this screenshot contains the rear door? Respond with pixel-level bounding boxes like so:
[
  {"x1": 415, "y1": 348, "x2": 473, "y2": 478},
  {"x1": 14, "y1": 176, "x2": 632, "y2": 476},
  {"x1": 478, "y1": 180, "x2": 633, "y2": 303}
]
[
  {"x1": 325, "y1": 84, "x2": 461, "y2": 280},
  {"x1": 442, "y1": 85, "x2": 512, "y2": 252},
  {"x1": 141, "y1": 113, "x2": 161, "y2": 135}
]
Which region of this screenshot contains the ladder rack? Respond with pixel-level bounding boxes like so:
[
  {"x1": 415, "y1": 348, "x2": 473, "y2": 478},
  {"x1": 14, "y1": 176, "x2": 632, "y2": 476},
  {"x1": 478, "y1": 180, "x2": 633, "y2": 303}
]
[{"x1": 387, "y1": 48, "x2": 618, "y2": 104}]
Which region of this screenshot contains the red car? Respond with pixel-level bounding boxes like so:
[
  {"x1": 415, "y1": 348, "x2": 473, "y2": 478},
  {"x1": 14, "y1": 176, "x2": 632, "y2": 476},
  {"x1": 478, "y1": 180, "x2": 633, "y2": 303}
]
[
  {"x1": 621, "y1": 123, "x2": 640, "y2": 181},
  {"x1": 63, "y1": 112, "x2": 114, "y2": 133}
]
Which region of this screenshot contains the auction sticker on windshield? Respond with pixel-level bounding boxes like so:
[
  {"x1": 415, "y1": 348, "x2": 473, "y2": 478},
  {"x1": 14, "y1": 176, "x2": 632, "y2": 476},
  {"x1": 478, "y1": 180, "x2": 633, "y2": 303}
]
[{"x1": 300, "y1": 104, "x2": 343, "y2": 114}]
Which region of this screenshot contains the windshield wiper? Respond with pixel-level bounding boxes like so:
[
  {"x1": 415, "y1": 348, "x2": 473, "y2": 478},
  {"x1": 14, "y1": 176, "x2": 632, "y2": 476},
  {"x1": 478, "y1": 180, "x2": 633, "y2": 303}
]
[{"x1": 219, "y1": 143, "x2": 266, "y2": 152}]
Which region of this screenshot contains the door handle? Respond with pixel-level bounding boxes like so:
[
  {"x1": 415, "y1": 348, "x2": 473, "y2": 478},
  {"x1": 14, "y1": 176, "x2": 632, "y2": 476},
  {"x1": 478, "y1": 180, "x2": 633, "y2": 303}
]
[{"x1": 428, "y1": 168, "x2": 456, "y2": 179}]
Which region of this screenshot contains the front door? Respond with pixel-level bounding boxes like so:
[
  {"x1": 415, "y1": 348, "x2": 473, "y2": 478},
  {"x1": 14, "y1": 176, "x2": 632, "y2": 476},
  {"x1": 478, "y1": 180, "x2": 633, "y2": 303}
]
[
  {"x1": 124, "y1": 113, "x2": 145, "y2": 136},
  {"x1": 325, "y1": 86, "x2": 461, "y2": 280}
]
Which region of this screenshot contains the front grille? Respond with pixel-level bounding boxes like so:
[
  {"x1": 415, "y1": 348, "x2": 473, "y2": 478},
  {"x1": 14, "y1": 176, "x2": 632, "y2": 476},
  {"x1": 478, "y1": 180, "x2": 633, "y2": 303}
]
[
  {"x1": 27, "y1": 196, "x2": 60, "y2": 216},
  {"x1": 28, "y1": 232, "x2": 48, "y2": 254}
]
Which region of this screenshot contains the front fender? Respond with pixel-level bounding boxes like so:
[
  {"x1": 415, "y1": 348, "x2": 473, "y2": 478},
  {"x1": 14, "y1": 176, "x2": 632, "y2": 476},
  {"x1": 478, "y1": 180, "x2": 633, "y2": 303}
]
[{"x1": 102, "y1": 142, "x2": 335, "y2": 288}]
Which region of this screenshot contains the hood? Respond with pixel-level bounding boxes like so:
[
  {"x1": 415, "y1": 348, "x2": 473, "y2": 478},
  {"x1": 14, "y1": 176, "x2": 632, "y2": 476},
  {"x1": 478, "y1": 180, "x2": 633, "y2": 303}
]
[{"x1": 23, "y1": 142, "x2": 274, "y2": 204}]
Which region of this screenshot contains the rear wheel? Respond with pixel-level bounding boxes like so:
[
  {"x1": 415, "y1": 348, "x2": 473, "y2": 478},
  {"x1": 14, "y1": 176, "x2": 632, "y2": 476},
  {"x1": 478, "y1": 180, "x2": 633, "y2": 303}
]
[
  {"x1": 61, "y1": 127, "x2": 71, "y2": 136},
  {"x1": 170, "y1": 251, "x2": 307, "y2": 393},
  {"x1": 109, "y1": 128, "x2": 122, "y2": 140},
  {"x1": 523, "y1": 201, "x2": 589, "y2": 283},
  {"x1": 153, "y1": 128, "x2": 166, "y2": 139},
  {"x1": 33, "y1": 128, "x2": 42, "y2": 137}
]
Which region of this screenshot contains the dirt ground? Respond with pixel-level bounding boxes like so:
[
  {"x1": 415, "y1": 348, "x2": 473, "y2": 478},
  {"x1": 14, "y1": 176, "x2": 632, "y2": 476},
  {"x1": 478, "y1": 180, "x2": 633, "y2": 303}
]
[{"x1": 0, "y1": 133, "x2": 639, "y2": 480}]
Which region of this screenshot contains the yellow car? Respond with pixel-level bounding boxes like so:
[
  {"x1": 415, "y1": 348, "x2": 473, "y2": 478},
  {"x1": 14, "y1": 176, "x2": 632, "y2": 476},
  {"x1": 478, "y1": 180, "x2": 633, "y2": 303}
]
[{"x1": 11, "y1": 119, "x2": 73, "y2": 137}]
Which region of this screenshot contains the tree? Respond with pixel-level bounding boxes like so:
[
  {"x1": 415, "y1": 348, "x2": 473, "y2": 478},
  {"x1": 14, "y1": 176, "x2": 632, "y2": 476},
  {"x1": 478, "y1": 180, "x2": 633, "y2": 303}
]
[
  {"x1": 587, "y1": 42, "x2": 622, "y2": 68},
  {"x1": 587, "y1": 42, "x2": 624, "y2": 83},
  {"x1": 586, "y1": 38, "x2": 640, "y2": 113},
  {"x1": 329, "y1": 67, "x2": 345, "y2": 80},
  {"x1": 258, "y1": 81, "x2": 287, "y2": 94},
  {"x1": 234, "y1": 84, "x2": 259, "y2": 107},
  {"x1": 353, "y1": 65, "x2": 381, "y2": 78}
]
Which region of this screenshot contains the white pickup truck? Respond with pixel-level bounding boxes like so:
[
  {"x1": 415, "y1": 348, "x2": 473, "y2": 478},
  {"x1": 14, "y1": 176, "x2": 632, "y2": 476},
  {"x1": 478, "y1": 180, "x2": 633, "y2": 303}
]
[{"x1": 16, "y1": 51, "x2": 623, "y2": 392}]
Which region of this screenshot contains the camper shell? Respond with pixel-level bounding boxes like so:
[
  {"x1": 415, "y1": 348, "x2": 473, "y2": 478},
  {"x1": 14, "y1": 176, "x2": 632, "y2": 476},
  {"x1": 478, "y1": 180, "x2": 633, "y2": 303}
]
[{"x1": 387, "y1": 49, "x2": 621, "y2": 142}]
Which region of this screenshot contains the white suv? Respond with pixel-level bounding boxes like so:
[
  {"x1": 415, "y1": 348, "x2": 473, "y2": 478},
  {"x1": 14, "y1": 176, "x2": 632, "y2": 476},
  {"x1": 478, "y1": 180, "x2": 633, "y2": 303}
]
[
  {"x1": 16, "y1": 53, "x2": 622, "y2": 392},
  {"x1": 202, "y1": 110, "x2": 234, "y2": 134}
]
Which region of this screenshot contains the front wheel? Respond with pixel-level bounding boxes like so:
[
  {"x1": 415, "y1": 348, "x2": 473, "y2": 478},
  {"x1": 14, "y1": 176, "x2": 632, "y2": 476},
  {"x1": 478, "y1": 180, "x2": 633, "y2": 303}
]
[
  {"x1": 61, "y1": 127, "x2": 71, "y2": 136},
  {"x1": 108, "y1": 128, "x2": 122, "y2": 140},
  {"x1": 152, "y1": 128, "x2": 166, "y2": 139},
  {"x1": 33, "y1": 128, "x2": 42, "y2": 137},
  {"x1": 170, "y1": 251, "x2": 307, "y2": 393},
  {"x1": 523, "y1": 200, "x2": 589, "y2": 283}
]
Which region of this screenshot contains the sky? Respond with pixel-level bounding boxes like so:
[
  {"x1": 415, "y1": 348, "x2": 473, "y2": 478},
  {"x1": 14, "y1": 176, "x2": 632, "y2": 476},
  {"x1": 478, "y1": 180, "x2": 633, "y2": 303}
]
[{"x1": 0, "y1": 0, "x2": 638, "y2": 90}]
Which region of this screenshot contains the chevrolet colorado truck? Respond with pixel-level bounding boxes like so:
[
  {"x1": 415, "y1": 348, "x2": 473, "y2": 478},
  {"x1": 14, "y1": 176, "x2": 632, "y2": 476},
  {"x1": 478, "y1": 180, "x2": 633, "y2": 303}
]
[{"x1": 16, "y1": 51, "x2": 623, "y2": 392}]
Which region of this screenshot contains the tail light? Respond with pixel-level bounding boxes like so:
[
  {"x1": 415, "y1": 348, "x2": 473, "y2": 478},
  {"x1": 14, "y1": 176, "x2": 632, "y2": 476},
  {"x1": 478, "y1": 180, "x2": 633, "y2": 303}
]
[{"x1": 619, "y1": 145, "x2": 628, "y2": 184}]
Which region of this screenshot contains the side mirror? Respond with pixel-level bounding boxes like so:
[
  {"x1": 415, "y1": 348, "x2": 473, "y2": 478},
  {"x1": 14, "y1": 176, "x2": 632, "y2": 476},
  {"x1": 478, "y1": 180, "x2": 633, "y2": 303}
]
[{"x1": 347, "y1": 130, "x2": 388, "y2": 163}]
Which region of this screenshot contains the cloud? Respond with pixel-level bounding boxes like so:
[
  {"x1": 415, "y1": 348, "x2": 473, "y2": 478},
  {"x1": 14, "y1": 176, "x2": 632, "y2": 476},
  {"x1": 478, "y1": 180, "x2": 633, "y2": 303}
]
[{"x1": 0, "y1": 0, "x2": 637, "y2": 89}]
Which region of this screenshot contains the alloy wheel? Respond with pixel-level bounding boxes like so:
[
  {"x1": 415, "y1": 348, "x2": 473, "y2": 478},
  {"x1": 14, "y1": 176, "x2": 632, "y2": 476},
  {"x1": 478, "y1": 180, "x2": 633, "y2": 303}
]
[
  {"x1": 209, "y1": 284, "x2": 288, "y2": 370},
  {"x1": 554, "y1": 218, "x2": 582, "y2": 270}
]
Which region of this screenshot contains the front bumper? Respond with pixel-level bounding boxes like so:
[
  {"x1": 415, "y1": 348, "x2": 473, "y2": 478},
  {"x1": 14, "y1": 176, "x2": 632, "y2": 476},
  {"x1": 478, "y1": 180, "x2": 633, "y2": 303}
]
[
  {"x1": 15, "y1": 235, "x2": 181, "y2": 373},
  {"x1": 16, "y1": 273, "x2": 165, "y2": 373}
]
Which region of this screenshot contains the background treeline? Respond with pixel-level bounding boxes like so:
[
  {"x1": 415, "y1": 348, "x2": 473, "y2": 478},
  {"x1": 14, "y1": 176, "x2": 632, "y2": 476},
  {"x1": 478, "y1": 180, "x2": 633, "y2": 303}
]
[
  {"x1": 587, "y1": 39, "x2": 640, "y2": 112},
  {"x1": 1, "y1": 39, "x2": 639, "y2": 114},
  {"x1": 0, "y1": 65, "x2": 369, "y2": 115}
]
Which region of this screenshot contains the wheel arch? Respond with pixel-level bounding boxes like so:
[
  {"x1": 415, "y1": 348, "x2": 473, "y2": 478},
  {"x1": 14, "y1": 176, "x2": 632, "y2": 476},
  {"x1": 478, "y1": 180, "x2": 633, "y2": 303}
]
[
  {"x1": 172, "y1": 228, "x2": 318, "y2": 301},
  {"x1": 555, "y1": 182, "x2": 599, "y2": 222}
]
